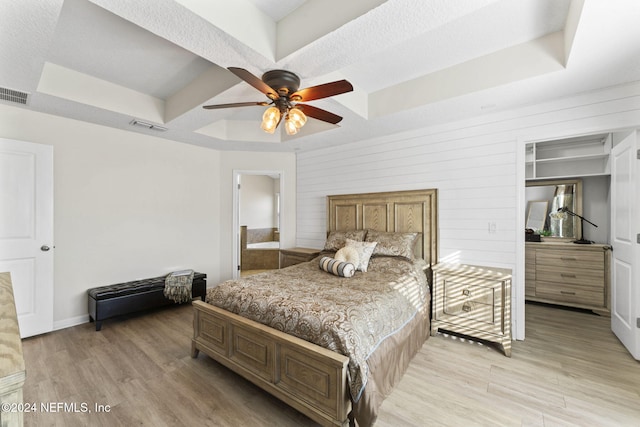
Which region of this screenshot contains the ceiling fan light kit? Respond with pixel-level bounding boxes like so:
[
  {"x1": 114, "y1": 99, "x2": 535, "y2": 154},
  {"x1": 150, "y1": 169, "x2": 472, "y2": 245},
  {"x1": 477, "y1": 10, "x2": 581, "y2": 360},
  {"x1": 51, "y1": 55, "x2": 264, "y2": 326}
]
[
  {"x1": 261, "y1": 106, "x2": 281, "y2": 134},
  {"x1": 203, "y1": 67, "x2": 353, "y2": 136}
]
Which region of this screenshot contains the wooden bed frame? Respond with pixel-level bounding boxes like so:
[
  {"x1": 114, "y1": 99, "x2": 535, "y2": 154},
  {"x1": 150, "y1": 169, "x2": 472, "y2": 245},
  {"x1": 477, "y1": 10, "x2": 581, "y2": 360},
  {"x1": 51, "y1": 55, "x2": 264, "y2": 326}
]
[{"x1": 192, "y1": 189, "x2": 438, "y2": 426}]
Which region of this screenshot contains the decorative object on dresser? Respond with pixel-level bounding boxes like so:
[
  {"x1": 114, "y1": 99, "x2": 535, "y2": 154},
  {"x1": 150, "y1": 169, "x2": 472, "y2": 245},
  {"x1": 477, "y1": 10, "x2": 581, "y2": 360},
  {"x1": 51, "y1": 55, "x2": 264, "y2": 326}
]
[
  {"x1": 0, "y1": 272, "x2": 26, "y2": 427},
  {"x1": 431, "y1": 263, "x2": 512, "y2": 357},
  {"x1": 279, "y1": 247, "x2": 320, "y2": 268},
  {"x1": 556, "y1": 207, "x2": 598, "y2": 244},
  {"x1": 526, "y1": 178, "x2": 583, "y2": 240},
  {"x1": 525, "y1": 200, "x2": 548, "y2": 232},
  {"x1": 525, "y1": 242, "x2": 612, "y2": 315}
]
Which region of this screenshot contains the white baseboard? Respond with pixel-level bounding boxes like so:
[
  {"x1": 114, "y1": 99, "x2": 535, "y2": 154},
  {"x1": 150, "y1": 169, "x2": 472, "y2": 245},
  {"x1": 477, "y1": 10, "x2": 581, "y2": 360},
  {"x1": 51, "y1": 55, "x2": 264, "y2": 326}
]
[{"x1": 53, "y1": 314, "x2": 90, "y2": 331}]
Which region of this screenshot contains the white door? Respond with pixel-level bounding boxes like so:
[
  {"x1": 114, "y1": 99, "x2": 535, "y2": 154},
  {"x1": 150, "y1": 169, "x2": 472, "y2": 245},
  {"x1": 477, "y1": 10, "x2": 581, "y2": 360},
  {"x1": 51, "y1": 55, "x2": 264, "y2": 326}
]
[
  {"x1": 610, "y1": 130, "x2": 639, "y2": 359},
  {"x1": 0, "y1": 138, "x2": 54, "y2": 338}
]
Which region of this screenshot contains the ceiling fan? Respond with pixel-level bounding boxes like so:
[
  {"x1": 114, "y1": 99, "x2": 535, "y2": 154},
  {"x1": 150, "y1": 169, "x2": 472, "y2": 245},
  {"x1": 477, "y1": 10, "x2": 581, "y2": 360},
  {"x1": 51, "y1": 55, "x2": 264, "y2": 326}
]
[{"x1": 203, "y1": 67, "x2": 353, "y2": 135}]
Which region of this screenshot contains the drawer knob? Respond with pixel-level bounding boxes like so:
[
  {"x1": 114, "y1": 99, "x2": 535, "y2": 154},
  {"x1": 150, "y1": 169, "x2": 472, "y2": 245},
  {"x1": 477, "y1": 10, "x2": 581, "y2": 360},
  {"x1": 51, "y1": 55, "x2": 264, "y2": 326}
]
[
  {"x1": 462, "y1": 303, "x2": 472, "y2": 312},
  {"x1": 561, "y1": 273, "x2": 576, "y2": 278},
  {"x1": 561, "y1": 257, "x2": 577, "y2": 261},
  {"x1": 462, "y1": 289, "x2": 471, "y2": 297},
  {"x1": 560, "y1": 291, "x2": 576, "y2": 295}
]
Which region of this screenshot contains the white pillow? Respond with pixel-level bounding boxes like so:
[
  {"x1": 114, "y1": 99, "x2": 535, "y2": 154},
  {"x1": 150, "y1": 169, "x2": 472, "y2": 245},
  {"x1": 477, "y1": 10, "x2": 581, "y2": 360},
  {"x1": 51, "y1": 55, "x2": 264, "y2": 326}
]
[
  {"x1": 344, "y1": 239, "x2": 377, "y2": 272},
  {"x1": 335, "y1": 246, "x2": 360, "y2": 267}
]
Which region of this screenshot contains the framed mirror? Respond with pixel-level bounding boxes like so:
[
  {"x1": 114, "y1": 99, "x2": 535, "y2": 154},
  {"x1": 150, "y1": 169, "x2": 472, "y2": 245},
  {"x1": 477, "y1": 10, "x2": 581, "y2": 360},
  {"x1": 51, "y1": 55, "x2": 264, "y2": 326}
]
[
  {"x1": 525, "y1": 178, "x2": 583, "y2": 240},
  {"x1": 526, "y1": 201, "x2": 548, "y2": 231}
]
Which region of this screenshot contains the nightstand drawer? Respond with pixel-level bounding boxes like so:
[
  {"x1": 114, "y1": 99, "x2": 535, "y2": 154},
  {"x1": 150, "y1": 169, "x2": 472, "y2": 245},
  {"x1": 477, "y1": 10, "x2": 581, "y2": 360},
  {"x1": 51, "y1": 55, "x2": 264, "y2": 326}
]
[
  {"x1": 443, "y1": 278, "x2": 496, "y2": 306},
  {"x1": 443, "y1": 299, "x2": 495, "y2": 325},
  {"x1": 442, "y1": 278, "x2": 498, "y2": 325}
]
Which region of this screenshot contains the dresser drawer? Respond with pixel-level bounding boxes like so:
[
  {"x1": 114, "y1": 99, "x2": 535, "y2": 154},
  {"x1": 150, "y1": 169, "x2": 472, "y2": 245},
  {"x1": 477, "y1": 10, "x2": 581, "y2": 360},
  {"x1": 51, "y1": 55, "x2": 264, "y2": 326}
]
[
  {"x1": 525, "y1": 243, "x2": 611, "y2": 314},
  {"x1": 536, "y1": 249, "x2": 603, "y2": 270},
  {"x1": 536, "y1": 281, "x2": 604, "y2": 307},
  {"x1": 536, "y1": 266, "x2": 603, "y2": 288}
]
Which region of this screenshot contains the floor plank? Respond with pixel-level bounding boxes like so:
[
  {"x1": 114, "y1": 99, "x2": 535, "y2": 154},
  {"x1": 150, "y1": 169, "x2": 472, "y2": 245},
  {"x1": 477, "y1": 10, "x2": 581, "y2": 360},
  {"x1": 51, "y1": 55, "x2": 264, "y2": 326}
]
[{"x1": 20, "y1": 302, "x2": 640, "y2": 426}]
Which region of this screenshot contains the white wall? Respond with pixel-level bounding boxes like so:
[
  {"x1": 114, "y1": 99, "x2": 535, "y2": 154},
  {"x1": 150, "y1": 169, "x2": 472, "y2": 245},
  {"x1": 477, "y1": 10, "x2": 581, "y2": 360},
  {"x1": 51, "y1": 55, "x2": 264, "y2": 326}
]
[
  {"x1": 296, "y1": 81, "x2": 640, "y2": 340},
  {"x1": 0, "y1": 104, "x2": 296, "y2": 330}
]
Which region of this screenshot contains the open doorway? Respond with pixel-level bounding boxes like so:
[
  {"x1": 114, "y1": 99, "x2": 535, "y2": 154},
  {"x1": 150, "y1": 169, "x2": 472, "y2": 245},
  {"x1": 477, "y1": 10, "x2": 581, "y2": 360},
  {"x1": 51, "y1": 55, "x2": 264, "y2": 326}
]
[
  {"x1": 232, "y1": 170, "x2": 283, "y2": 278},
  {"x1": 520, "y1": 132, "x2": 613, "y2": 335}
]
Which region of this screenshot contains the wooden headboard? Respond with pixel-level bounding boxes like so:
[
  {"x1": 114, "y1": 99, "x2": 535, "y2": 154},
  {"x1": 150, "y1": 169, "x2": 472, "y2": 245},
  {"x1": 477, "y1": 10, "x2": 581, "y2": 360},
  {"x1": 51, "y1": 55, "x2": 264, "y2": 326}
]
[{"x1": 327, "y1": 189, "x2": 438, "y2": 266}]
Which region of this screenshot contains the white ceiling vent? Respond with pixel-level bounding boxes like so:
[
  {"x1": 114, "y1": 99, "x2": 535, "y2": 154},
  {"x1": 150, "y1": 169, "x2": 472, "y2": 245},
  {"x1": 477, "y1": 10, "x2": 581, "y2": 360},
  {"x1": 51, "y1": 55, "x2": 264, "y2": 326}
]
[
  {"x1": 0, "y1": 87, "x2": 29, "y2": 105},
  {"x1": 129, "y1": 119, "x2": 168, "y2": 132}
]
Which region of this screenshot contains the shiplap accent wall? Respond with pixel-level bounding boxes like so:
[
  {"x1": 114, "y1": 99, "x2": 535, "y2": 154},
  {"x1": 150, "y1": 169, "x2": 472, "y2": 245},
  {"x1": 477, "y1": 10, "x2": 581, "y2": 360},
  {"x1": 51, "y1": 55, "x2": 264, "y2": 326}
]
[
  {"x1": 296, "y1": 81, "x2": 640, "y2": 339},
  {"x1": 296, "y1": 126, "x2": 518, "y2": 267}
]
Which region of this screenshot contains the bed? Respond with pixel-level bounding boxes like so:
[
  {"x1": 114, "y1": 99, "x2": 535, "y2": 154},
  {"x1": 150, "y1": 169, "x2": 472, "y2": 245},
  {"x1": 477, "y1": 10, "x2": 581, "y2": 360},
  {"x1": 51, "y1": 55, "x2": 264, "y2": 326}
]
[
  {"x1": 192, "y1": 189, "x2": 438, "y2": 426},
  {"x1": 240, "y1": 225, "x2": 280, "y2": 270}
]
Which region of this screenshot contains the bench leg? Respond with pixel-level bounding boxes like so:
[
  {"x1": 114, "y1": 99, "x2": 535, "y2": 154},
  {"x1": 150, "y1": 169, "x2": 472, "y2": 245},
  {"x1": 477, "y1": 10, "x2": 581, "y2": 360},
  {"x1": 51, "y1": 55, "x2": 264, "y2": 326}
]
[{"x1": 95, "y1": 321, "x2": 103, "y2": 331}]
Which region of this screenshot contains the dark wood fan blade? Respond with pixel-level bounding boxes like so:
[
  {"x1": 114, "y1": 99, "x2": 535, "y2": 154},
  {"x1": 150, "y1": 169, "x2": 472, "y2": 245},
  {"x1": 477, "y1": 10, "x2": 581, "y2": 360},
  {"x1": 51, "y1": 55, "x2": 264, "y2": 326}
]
[
  {"x1": 296, "y1": 104, "x2": 343, "y2": 124},
  {"x1": 290, "y1": 80, "x2": 353, "y2": 102},
  {"x1": 203, "y1": 101, "x2": 269, "y2": 110},
  {"x1": 228, "y1": 67, "x2": 278, "y2": 99}
]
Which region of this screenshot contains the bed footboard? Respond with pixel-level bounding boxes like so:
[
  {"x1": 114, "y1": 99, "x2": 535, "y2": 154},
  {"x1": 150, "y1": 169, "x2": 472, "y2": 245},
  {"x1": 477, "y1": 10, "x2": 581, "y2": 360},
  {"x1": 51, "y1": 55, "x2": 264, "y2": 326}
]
[{"x1": 191, "y1": 300, "x2": 351, "y2": 427}]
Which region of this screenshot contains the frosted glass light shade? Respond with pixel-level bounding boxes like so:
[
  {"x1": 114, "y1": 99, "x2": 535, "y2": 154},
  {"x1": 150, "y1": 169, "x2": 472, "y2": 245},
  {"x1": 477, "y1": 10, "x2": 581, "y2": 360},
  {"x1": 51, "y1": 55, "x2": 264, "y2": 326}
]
[
  {"x1": 261, "y1": 106, "x2": 280, "y2": 134},
  {"x1": 288, "y1": 107, "x2": 307, "y2": 129},
  {"x1": 284, "y1": 117, "x2": 298, "y2": 135}
]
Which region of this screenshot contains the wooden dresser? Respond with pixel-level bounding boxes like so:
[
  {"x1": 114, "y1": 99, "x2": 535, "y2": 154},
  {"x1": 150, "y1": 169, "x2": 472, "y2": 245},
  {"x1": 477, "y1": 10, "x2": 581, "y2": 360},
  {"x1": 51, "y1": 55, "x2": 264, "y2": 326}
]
[
  {"x1": 525, "y1": 242, "x2": 612, "y2": 315},
  {"x1": 0, "y1": 272, "x2": 26, "y2": 427},
  {"x1": 279, "y1": 247, "x2": 320, "y2": 268},
  {"x1": 431, "y1": 263, "x2": 512, "y2": 357}
]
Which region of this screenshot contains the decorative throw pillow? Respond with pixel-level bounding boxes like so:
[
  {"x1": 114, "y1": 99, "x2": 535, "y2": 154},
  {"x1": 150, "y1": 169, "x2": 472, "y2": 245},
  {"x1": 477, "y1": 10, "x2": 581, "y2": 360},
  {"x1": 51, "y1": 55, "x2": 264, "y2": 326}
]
[
  {"x1": 344, "y1": 239, "x2": 377, "y2": 272},
  {"x1": 318, "y1": 256, "x2": 355, "y2": 278},
  {"x1": 323, "y1": 229, "x2": 368, "y2": 252},
  {"x1": 335, "y1": 246, "x2": 360, "y2": 267},
  {"x1": 366, "y1": 231, "x2": 419, "y2": 259}
]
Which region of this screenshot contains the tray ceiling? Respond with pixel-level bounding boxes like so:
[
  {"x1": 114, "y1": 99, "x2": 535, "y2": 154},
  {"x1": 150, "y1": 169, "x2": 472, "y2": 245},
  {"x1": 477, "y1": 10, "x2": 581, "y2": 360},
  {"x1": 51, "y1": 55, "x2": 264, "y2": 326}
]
[{"x1": 1, "y1": 0, "x2": 639, "y2": 152}]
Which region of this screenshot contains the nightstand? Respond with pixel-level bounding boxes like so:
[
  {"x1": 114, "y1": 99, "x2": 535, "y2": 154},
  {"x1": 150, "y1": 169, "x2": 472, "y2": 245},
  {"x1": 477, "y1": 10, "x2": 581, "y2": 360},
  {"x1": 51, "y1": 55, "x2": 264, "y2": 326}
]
[
  {"x1": 280, "y1": 247, "x2": 320, "y2": 268},
  {"x1": 431, "y1": 263, "x2": 512, "y2": 357}
]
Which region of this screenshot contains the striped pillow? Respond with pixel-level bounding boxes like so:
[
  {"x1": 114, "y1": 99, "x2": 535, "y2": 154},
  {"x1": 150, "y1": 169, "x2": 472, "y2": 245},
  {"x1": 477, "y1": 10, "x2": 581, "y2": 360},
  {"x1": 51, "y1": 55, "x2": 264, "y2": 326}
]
[{"x1": 318, "y1": 256, "x2": 355, "y2": 278}]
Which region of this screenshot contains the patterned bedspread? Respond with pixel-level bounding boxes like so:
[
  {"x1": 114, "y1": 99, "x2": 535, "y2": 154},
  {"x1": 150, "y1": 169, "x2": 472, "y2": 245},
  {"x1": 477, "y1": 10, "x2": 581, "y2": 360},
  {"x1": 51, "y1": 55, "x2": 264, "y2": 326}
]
[{"x1": 205, "y1": 255, "x2": 429, "y2": 401}]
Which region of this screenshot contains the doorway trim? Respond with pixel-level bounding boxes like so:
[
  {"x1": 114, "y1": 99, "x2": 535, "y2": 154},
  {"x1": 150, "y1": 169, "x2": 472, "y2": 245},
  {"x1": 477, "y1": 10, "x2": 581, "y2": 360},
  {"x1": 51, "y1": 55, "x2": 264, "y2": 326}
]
[{"x1": 232, "y1": 169, "x2": 284, "y2": 279}]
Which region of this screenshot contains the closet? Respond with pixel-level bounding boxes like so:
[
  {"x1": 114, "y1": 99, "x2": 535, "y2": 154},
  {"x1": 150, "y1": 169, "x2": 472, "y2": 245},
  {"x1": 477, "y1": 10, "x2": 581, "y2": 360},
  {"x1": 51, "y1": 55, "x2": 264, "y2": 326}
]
[{"x1": 524, "y1": 133, "x2": 612, "y2": 315}]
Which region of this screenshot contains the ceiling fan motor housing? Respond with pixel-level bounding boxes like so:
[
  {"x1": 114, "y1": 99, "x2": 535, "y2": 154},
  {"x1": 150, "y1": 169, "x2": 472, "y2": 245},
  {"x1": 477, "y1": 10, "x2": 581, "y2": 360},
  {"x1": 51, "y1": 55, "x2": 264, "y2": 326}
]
[{"x1": 262, "y1": 70, "x2": 301, "y2": 97}]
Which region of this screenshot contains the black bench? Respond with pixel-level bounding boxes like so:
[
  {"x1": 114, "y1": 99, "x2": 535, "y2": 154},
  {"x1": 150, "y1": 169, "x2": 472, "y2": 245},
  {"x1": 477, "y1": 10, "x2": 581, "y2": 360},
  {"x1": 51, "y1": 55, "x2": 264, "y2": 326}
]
[{"x1": 88, "y1": 272, "x2": 207, "y2": 331}]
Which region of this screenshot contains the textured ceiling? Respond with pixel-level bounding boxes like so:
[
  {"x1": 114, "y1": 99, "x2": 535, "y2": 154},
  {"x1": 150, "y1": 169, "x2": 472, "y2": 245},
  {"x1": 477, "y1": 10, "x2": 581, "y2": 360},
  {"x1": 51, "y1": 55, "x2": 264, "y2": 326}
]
[{"x1": 1, "y1": 0, "x2": 640, "y2": 152}]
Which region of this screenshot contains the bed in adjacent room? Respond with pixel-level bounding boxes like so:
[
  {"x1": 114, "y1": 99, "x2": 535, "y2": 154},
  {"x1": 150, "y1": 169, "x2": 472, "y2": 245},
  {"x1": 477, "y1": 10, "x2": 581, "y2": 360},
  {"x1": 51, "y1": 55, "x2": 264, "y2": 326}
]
[{"x1": 192, "y1": 189, "x2": 438, "y2": 426}]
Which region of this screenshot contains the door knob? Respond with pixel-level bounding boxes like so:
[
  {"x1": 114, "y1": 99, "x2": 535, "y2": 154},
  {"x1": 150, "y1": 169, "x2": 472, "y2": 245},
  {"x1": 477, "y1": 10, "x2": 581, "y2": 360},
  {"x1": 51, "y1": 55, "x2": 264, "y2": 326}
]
[{"x1": 41, "y1": 245, "x2": 50, "y2": 251}]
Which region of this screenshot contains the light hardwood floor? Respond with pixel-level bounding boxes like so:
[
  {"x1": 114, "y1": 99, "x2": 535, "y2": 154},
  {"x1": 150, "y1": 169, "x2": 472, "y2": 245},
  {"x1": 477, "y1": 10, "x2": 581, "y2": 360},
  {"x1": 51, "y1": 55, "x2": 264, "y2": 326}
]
[{"x1": 21, "y1": 303, "x2": 640, "y2": 426}]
